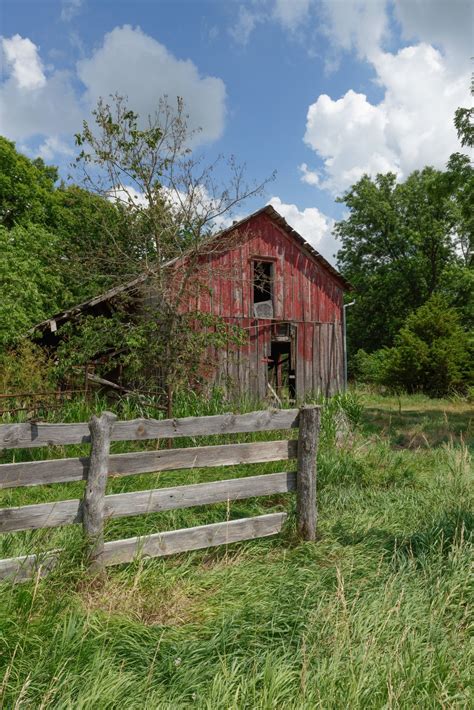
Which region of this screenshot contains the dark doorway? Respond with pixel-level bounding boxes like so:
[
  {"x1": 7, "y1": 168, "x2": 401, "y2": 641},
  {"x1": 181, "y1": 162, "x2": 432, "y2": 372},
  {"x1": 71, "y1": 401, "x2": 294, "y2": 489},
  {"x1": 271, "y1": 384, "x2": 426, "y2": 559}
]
[{"x1": 268, "y1": 341, "x2": 296, "y2": 400}]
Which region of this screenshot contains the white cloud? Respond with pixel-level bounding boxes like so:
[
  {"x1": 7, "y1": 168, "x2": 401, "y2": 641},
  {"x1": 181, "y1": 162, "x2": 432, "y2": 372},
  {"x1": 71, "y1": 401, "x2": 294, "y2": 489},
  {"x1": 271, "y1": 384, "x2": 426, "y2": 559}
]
[
  {"x1": 320, "y1": 0, "x2": 388, "y2": 60},
  {"x1": 0, "y1": 66, "x2": 83, "y2": 141},
  {"x1": 37, "y1": 136, "x2": 75, "y2": 161},
  {"x1": 77, "y1": 26, "x2": 226, "y2": 144},
  {"x1": 0, "y1": 26, "x2": 226, "y2": 159},
  {"x1": 268, "y1": 196, "x2": 338, "y2": 264},
  {"x1": 2, "y1": 34, "x2": 46, "y2": 89},
  {"x1": 299, "y1": 162, "x2": 320, "y2": 186},
  {"x1": 394, "y1": 0, "x2": 472, "y2": 71},
  {"x1": 230, "y1": 6, "x2": 263, "y2": 45},
  {"x1": 61, "y1": 0, "x2": 83, "y2": 22},
  {"x1": 304, "y1": 2, "x2": 471, "y2": 194},
  {"x1": 273, "y1": 0, "x2": 312, "y2": 31},
  {"x1": 230, "y1": 0, "x2": 314, "y2": 44}
]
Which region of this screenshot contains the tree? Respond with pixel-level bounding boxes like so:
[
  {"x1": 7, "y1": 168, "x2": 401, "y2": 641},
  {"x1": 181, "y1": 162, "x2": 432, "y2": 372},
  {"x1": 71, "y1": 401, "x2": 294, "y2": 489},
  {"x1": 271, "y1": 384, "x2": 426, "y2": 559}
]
[
  {"x1": 0, "y1": 137, "x2": 57, "y2": 229},
  {"x1": 336, "y1": 161, "x2": 472, "y2": 357},
  {"x1": 337, "y1": 98, "x2": 474, "y2": 366},
  {"x1": 0, "y1": 224, "x2": 64, "y2": 345},
  {"x1": 454, "y1": 75, "x2": 474, "y2": 149},
  {"x1": 356, "y1": 297, "x2": 472, "y2": 397},
  {"x1": 64, "y1": 94, "x2": 272, "y2": 397}
]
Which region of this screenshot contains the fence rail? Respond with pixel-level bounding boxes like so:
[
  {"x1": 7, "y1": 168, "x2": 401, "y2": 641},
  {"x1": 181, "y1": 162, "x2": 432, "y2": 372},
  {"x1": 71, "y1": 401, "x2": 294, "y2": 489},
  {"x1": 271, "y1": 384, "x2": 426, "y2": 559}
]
[{"x1": 0, "y1": 406, "x2": 320, "y2": 582}]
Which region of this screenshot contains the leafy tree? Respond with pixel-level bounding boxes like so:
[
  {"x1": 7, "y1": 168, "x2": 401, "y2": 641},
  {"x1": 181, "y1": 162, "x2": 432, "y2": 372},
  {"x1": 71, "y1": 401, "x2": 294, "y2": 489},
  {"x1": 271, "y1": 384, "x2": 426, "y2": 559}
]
[
  {"x1": 0, "y1": 137, "x2": 57, "y2": 228},
  {"x1": 50, "y1": 185, "x2": 129, "y2": 302},
  {"x1": 0, "y1": 224, "x2": 64, "y2": 345},
  {"x1": 66, "y1": 94, "x2": 272, "y2": 398},
  {"x1": 336, "y1": 162, "x2": 472, "y2": 357},
  {"x1": 356, "y1": 297, "x2": 472, "y2": 396}
]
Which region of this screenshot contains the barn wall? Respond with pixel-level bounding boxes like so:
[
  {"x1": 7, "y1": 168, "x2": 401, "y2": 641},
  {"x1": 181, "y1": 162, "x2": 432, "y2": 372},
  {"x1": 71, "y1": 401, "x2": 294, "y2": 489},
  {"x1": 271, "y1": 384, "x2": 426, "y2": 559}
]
[{"x1": 187, "y1": 212, "x2": 345, "y2": 399}]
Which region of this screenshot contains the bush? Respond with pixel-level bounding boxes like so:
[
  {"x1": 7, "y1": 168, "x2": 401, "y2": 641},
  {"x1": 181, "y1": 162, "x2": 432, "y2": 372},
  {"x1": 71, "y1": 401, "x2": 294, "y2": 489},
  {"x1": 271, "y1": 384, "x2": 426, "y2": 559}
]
[
  {"x1": 355, "y1": 296, "x2": 472, "y2": 397},
  {"x1": 0, "y1": 341, "x2": 58, "y2": 394}
]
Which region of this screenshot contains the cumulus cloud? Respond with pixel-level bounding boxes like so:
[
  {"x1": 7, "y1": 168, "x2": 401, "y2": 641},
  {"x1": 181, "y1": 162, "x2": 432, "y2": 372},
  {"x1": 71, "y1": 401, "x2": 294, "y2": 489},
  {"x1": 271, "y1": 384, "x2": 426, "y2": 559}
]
[
  {"x1": 77, "y1": 26, "x2": 226, "y2": 144},
  {"x1": 268, "y1": 196, "x2": 338, "y2": 264},
  {"x1": 320, "y1": 0, "x2": 388, "y2": 61},
  {"x1": 0, "y1": 26, "x2": 226, "y2": 158},
  {"x1": 299, "y1": 162, "x2": 320, "y2": 186},
  {"x1": 2, "y1": 34, "x2": 46, "y2": 89},
  {"x1": 394, "y1": 0, "x2": 472, "y2": 71},
  {"x1": 304, "y1": 1, "x2": 471, "y2": 194}
]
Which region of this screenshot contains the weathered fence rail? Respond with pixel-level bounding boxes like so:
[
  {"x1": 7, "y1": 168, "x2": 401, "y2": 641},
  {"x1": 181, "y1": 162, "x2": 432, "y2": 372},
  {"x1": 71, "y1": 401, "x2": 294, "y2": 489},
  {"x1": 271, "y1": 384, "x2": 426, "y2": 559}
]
[{"x1": 0, "y1": 406, "x2": 320, "y2": 583}]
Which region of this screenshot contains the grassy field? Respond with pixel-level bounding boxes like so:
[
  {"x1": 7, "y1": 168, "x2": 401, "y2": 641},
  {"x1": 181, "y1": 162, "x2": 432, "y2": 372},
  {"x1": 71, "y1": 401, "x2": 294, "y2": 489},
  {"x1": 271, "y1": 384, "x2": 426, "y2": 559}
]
[{"x1": 0, "y1": 390, "x2": 472, "y2": 708}]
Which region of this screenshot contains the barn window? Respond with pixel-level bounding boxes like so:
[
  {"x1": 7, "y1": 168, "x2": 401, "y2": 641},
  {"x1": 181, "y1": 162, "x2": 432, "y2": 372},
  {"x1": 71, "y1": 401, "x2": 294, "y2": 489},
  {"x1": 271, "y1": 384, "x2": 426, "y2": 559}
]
[{"x1": 253, "y1": 260, "x2": 274, "y2": 318}]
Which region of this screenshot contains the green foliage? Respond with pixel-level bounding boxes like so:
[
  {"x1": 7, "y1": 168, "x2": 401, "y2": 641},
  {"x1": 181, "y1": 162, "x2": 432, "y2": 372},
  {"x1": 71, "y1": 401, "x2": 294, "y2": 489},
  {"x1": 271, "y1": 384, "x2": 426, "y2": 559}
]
[
  {"x1": 0, "y1": 136, "x2": 57, "y2": 228},
  {"x1": 336, "y1": 162, "x2": 472, "y2": 357},
  {"x1": 55, "y1": 306, "x2": 246, "y2": 394},
  {"x1": 0, "y1": 341, "x2": 57, "y2": 393},
  {"x1": 0, "y1": 224, "x2": 64, "y2": 345},
  {"x1": 355, "y1": 297, "x2": 472, "y2": 396}
]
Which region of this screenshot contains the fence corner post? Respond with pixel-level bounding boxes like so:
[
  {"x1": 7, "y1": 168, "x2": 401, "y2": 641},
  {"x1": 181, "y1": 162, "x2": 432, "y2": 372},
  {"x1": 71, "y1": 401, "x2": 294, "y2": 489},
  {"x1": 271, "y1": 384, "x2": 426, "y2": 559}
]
[
  {"x1": 296, "y1": 404, "x2": 320, "y2": 541},
  {"x1": 83, "y1": 410, "x2": 117, "y2": 573}
]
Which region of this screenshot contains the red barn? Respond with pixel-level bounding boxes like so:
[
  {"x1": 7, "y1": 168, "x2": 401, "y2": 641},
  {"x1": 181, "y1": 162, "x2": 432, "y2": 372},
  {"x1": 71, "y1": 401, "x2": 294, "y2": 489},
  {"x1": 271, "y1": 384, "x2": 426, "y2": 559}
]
[
  {"x1": 186, "y1": 205, "x2": 350, "y2": 399},
  {"x1": 34, "y1": 205, "x2": 350, "y2": 400}
]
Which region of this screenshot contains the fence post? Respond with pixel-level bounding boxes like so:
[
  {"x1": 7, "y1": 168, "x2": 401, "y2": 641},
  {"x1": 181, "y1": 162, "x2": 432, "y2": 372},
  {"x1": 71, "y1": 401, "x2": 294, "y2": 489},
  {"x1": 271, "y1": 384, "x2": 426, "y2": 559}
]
[
  {"x1": 83, "y1": 411, "x2": 117, "y2": 572},
  {"x1": 296, "y1": 405, "x2": 320, "y2": 541}
]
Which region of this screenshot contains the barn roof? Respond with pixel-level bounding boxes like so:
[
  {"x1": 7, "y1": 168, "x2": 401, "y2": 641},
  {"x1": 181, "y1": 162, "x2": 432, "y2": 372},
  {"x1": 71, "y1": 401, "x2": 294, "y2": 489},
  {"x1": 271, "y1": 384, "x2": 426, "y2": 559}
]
[{"x1": 32, "y1": 205, "x2": 350, "y2": 335}]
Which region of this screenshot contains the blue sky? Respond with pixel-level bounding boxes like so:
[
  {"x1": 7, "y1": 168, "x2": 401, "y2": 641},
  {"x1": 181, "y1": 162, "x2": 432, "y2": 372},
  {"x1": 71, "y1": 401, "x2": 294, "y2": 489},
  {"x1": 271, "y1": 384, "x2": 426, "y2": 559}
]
[{"x1": 0, "y1": 0, "x2": 471, "y2": 263}]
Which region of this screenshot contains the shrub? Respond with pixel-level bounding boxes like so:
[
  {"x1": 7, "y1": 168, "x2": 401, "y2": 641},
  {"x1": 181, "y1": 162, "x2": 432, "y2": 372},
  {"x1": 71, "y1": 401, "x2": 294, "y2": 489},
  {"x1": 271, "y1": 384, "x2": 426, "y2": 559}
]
[
  {"x1": 0, "y1": 341, "x2": 58, "y2": 394},
  {"x1": 356, "y1": 296, "x2": 472, "y2": 397}
]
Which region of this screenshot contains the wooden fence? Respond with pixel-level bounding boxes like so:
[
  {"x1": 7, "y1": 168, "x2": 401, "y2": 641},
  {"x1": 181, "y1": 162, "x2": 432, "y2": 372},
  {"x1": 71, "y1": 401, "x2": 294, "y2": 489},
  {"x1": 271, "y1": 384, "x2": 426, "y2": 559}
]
[{"x1": 0, "y1": 406, "x2": 320, "y2": 583}]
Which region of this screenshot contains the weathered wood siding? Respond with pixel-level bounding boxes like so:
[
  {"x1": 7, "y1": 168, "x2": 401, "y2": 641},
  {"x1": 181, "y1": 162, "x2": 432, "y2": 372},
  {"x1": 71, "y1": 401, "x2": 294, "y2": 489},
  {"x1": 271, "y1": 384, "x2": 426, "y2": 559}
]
[{"x1": 191, "y1": 212, "x2": 345, "y2": 398}]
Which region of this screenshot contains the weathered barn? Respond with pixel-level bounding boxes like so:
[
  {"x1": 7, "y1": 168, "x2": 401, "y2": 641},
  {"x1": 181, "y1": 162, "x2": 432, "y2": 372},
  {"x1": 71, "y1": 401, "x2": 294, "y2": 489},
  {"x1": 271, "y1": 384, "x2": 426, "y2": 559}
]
[{"x1": 34, "y1": 206, "x2": 350, "y2": 399}]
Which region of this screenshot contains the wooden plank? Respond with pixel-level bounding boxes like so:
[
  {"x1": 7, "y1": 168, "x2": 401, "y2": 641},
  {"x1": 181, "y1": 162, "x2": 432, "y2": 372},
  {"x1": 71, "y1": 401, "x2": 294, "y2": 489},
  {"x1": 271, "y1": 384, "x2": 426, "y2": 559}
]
[
  {"x1": 0, "y1": 472, "x2": 296, "y2": 532},
  {"x1": 0, "y1": 513, "x2": 286, "y2": 582},
  {"x1": 0, "y1": 439, "x2": 298, "y2": 489},
  {"x1": 100, "y1": 513, "x2": 287, "y2": 566},
  {"x1": 0, "y1": 409, "x2": 299, "y2": 450},
  {"x1": 0, "y1": 550, "x2": 60, "y2": 582}
]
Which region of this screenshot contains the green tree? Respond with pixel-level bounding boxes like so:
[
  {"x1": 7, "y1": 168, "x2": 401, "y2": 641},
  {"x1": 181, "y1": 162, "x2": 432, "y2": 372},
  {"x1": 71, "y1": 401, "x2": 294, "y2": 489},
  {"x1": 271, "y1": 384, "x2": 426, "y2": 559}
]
[
  {"x1": 366, "y1": 296, "x2": 472, "y2": 397},
  {"x1": 0, "y1": 137, "x2": 57, "y2": 228},
  {"x1": 336, "y1": 161, "x2": 472, "y2": 356},
  {"x1": 0, "y1": 224, "x2": 64, "y2": 345}
]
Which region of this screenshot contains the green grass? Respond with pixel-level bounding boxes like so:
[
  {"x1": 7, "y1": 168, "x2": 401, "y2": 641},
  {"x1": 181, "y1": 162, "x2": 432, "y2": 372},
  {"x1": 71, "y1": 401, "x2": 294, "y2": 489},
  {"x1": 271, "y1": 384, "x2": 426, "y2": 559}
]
[{"x1": 0, "y1": 390, "x2": 473, "y2": 708}]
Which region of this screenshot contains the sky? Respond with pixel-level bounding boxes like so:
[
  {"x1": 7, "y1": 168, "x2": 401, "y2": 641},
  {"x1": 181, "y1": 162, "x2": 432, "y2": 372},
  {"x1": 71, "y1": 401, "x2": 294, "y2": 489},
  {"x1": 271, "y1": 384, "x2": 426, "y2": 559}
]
[{"x1": 0, "y1": 0, "x2": 472, "y2": 265}]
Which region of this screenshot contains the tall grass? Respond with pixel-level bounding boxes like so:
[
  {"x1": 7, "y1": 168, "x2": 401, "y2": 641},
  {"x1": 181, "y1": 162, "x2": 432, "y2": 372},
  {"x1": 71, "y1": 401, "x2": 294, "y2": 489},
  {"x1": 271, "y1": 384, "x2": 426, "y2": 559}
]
[{"x1": 0, "y1": 390, "x2": 472, "y2": 708}]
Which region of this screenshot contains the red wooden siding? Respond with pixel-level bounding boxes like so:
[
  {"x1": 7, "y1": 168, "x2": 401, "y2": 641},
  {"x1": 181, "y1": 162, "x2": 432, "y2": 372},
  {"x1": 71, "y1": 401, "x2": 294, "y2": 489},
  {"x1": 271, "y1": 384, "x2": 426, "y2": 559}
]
[{"x1": 184, "y1": 211, "x2": 345, "y2": 398}]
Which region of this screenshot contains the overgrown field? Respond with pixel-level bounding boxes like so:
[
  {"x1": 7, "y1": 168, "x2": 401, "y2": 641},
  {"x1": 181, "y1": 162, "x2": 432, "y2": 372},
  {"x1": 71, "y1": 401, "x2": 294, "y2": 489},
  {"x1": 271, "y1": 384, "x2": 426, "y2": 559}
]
[{"x1": 0, "y1": 390, "x2": 472, "y2": 708}]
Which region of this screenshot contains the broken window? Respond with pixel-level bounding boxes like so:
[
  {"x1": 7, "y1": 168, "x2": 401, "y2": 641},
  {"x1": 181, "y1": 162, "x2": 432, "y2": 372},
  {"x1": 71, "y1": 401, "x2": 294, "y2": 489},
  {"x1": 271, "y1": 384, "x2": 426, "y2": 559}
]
[{"x1": 253, "y1": 260, "x2": 274, "y2": 318}]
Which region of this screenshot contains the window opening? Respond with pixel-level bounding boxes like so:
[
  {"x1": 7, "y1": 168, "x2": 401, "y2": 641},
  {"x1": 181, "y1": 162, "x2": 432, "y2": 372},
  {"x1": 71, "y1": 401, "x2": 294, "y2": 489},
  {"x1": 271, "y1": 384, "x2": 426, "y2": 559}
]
[{"x1": 253, "y1": 260, "x2": 274, "y2": 318}]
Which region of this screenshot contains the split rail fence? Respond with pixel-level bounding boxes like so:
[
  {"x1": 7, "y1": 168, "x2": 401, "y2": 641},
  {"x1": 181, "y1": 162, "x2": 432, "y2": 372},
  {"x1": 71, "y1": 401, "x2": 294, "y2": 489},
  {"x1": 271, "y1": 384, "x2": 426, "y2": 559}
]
[{"x1": 0, "y1": 405, "x2": 320, "y2": 583}]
